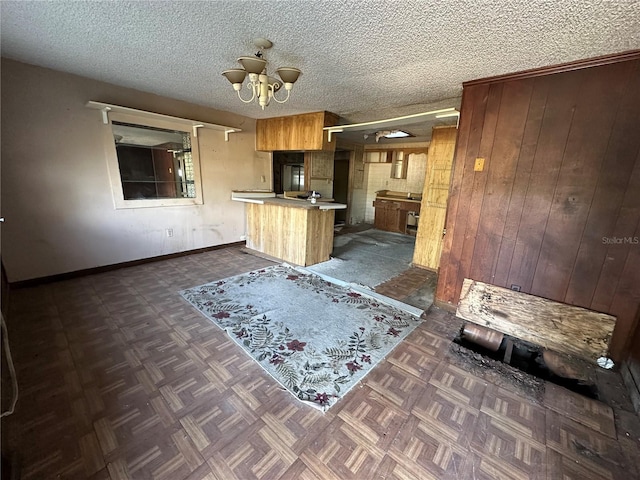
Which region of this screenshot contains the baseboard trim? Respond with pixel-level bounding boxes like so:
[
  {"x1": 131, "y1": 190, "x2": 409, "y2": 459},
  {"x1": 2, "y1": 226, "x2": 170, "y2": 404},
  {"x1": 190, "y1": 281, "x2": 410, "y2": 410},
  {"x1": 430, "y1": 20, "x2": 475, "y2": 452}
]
[{"x1": 9, "y1": 241, "x2": 246, "y2": 289}]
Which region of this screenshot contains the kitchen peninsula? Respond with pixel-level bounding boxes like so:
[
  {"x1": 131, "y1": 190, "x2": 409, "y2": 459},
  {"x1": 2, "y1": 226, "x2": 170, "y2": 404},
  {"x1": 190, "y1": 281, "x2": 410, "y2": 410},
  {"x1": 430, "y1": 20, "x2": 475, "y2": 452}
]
[{"x1": 232, "y1": 191, "x2": 346, "y2": 266}]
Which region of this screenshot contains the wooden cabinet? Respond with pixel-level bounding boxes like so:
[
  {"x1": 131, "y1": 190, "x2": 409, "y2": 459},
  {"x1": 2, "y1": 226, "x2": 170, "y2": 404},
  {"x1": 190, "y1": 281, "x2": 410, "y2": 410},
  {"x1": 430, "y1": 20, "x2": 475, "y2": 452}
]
[
  {"x1": 374, "y1": 199, "x2": 402, "y2": 232},
  {"x1": 256, "y1": 111, "x2": 339, "y2": 151},
  {"x1": 364, "y1": 151, "x2": 392, "y2": 163},
  {"x1": 374, "y1": 198, "x2": 420, "y2": 234},
  {"x1": 364, "y1": 148, "x2": 428, "y2": 180}
]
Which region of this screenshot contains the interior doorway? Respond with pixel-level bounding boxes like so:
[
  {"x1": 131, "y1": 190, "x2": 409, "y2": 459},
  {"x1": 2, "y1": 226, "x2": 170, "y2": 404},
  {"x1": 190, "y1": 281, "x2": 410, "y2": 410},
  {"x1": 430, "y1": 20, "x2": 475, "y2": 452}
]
[
  {"x1": 272, "y1": 152, "x2": 304, "y2": 194},
  {"x1": 333, "y1": 150, "x2": 350, "y2": 225}
]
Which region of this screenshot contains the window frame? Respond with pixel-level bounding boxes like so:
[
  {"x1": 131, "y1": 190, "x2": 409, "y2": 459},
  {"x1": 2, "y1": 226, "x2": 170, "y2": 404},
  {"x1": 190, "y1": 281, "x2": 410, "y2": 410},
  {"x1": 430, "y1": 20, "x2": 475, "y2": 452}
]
[{"x1": 104, "y1": 111, "x2": 204, "y2": 209}]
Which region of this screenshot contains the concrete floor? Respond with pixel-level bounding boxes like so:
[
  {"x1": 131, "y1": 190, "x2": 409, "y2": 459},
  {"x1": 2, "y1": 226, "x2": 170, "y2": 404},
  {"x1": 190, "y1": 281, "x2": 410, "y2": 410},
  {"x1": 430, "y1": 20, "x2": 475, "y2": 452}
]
[
  {"x1": 307, "y1": 227, "x2": 416, "y2": 288},
  {"x1": 307, "y1": 226, "x2": 437, "y2": 311}
]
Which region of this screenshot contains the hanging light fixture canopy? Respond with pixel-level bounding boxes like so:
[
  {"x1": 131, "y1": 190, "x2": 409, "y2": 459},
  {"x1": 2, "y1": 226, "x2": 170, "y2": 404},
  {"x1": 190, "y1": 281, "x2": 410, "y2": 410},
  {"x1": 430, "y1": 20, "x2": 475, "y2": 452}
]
[{"x1": 222, "y1": 38, "x2": 302, "y2": 110}]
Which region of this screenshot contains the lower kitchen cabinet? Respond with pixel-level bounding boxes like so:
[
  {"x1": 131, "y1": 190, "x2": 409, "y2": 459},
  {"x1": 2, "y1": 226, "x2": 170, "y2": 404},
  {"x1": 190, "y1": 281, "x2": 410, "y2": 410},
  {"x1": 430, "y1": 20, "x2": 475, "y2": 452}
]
[
  {"x1": 374, "y1": 197, "x2": 421, "y2": 234},
  {"x1": 373, "y1": 199, "x2": 405, "y2": 233}
]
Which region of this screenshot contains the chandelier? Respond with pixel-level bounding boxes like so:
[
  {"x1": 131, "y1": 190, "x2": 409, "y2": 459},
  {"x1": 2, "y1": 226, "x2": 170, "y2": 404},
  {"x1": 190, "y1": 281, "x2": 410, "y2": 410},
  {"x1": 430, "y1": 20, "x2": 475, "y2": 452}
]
[{"x1": 222, "y1": 38, "x2": 302, "y2": 110}]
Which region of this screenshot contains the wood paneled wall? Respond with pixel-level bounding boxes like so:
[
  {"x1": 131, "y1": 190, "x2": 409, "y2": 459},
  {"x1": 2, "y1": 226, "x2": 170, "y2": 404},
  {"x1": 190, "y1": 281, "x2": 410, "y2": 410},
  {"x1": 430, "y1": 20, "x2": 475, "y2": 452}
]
[
  {"x1": 436, "y1": 52, "x2": 640, "y2": 361},
  {"x1": 624, "y1": 312, "x2": 640, "y2": 411},
  {"x1": 413, "y1": 126, "x2": 457, "y2": 270}
]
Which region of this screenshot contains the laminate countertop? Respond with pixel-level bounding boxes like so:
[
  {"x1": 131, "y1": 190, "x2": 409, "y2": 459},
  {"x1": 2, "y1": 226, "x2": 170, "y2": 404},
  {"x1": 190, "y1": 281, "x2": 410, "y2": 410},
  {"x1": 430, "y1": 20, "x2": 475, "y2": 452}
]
[
  {"x1": 231, "y1": 192, "x2": 346, "y2": 210},
  {"x1": 375, "y1": 195, "x2": 422, "y2": 204}
]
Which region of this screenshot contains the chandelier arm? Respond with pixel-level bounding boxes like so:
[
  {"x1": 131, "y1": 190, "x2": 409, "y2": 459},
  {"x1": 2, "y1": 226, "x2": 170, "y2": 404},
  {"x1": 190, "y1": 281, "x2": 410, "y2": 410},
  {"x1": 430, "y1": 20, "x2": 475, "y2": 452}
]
[
  {"x1": 236, "y1": 82, "x2": 257, "y2": 104},
  {"x1": 270, "y1": 88, "x2": 292, "y2": 104}
]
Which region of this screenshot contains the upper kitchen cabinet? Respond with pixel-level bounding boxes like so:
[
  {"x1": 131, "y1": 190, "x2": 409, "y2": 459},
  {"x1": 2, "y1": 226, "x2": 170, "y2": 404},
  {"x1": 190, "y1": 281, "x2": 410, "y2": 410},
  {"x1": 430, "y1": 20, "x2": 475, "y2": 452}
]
[{"x1": 256, "y1": 111, "x2": 339, "y2": 151}]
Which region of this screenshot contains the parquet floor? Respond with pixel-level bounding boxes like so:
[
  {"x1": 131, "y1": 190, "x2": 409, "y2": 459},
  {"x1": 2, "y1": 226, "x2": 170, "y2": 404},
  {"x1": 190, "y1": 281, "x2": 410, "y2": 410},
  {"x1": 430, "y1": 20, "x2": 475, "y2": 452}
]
[{"x1": 2, "y1": 245, "x2": 639, "y2": 479}]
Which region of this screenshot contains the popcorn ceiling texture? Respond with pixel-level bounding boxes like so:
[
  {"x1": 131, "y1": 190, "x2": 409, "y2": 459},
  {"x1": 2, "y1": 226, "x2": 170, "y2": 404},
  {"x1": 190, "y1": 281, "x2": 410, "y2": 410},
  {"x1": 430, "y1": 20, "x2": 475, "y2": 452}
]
[{"x1": 1, "y1": 0, "x2": 639, "y2": 123}]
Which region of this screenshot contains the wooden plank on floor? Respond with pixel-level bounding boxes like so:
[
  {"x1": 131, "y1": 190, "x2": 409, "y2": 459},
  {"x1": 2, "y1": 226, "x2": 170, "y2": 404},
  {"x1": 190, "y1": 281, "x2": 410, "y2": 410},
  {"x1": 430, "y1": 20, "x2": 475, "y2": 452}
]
[{"x1": 456, "y1": 278, "x2": 616, "y2": 362}]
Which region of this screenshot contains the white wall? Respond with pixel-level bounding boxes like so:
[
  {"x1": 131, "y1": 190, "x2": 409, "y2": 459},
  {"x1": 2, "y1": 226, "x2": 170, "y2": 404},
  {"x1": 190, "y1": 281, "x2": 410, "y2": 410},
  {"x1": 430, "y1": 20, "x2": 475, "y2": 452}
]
[
  {"x1": 1, "y1": 59, "x2": 271, "y2": 282},
  {"x1": 349, "y1": 188, "x2": 368, "y2": 224},
  {"x1": 363, "y1": 149, "x2": 428, "y2": 223}
]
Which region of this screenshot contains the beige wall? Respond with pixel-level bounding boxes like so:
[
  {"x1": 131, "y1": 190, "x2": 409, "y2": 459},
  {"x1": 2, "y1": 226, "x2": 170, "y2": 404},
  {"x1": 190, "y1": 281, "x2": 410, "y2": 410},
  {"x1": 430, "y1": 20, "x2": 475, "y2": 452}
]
[{"x1": 1, "y1": 59, "x2": 271, "y2": 282}]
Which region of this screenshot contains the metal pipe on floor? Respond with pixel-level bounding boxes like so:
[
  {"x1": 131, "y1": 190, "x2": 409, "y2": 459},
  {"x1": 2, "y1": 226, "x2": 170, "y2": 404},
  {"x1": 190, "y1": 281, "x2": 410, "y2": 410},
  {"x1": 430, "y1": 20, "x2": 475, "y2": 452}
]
[{"x1": 461, "y1": 323, "x2": 504, "y2": 351}]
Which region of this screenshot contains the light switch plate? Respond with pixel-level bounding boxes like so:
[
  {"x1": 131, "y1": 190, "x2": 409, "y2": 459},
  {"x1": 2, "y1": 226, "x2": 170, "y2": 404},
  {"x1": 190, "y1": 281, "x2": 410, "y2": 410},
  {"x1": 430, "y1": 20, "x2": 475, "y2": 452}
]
[{"x1": 474, "y1": 157, "x2": 485, "y2": 171}]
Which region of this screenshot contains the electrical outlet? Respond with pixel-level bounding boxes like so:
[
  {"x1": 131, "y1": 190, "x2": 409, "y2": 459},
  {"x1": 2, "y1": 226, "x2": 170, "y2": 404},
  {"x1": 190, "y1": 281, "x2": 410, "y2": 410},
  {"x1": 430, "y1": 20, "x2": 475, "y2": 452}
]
[
  {"x1": 474, "y1": 157, "x2": 485, "y2": 171},
  {"x1": 166, "y1": 228, "x2": 173, "y2": 237},
  {"x1": 510, "y1": 284, "x2": 521, "y2": 292}
]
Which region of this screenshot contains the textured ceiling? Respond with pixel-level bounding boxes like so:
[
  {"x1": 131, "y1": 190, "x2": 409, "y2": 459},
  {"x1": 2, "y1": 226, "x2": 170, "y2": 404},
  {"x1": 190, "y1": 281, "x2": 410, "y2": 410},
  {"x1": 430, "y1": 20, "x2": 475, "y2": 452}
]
[{"x1": 1, "y1": 0, "x2": 639, "y2": 143}]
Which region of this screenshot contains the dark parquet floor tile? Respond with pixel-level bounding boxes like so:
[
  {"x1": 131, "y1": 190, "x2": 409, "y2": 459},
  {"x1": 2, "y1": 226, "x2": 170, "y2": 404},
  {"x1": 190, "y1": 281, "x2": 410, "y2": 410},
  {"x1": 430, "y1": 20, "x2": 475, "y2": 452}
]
[{"x1": 2, "y1": 244, "x2": 638, "y2": 480}]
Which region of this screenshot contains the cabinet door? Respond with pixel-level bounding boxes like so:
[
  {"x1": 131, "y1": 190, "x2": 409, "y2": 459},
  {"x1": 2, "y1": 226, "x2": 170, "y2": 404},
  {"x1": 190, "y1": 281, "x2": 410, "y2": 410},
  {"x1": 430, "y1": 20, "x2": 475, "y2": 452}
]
[
  {"x1": 373, "y1": 200, "x2": 389, "y2": 230},
  {"x1": 256, "y1": 112, "x2": 338, "y2": 151},
  {"x1": 374, "y1": 200, "x2": 403, "y2": 233},
  {"x1": 386, "y1": 203, "x2": 403, "y2": 233},
  {"x1": 396, "y1": 209, "x2": 410, "y2": 234}
]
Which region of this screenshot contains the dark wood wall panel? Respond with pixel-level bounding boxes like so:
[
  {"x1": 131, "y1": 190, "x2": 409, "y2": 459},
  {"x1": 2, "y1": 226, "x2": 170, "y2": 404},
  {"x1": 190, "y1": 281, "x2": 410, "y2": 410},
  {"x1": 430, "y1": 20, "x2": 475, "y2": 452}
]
[
  {"x1": 607, "y1": 152, "x2": 640, "y2": 356},
  {"x1": 460, "y1": 83, "x2": 503, "y2": 289},
  {"x1": 532, "y1": 62, "x2": 631, "y2": 301},
  {"x1": 468, "y1": 81, "x2": 532, "y2": 284},
  {"x1": 437, "y1": 84, "x2": 490, "y2": 303},
  {"x1": 436, "y1": 54, "x2": 640, "y2": 361},
  {"x1": 610, "y1": 218, "x2": 640, "y2": 356},
  {"x1": 592, "y1": 154, "x2": 640, "y2": 313},
  {"x1": 590, "y1": 69, "x2": 640, "y2": 321},
  {"x1": 493, "y1": 78, "x2": 546, "y2": 287},
  {"x1": 506, "y1": 73, "x2": 576, "y2": 293},
  {"x1": 566, "y1": 61, "x2": 640, "y2": 312}
]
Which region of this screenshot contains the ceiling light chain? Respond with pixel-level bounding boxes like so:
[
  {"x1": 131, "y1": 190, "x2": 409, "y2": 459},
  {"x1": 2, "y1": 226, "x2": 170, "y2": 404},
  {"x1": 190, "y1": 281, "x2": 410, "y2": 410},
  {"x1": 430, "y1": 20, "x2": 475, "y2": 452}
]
[{"x1": 222, "y1": 38, "x2": 302, "y2": 110}]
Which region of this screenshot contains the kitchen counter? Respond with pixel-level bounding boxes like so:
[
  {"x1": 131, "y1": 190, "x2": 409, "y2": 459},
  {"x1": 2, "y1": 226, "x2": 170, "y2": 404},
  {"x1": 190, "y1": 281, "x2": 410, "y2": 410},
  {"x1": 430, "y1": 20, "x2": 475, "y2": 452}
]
[
  {"x1": 233, "y1": 196, "x2": 346, "y2": 210},
  {"x1": 232, "y1": 191, "x2": 346, "y2": 210},
  {"x1": 375, "y1": 195, "x2": 422, "y2": 204},
  {"x1": 375, "y1": 189, "x2": 422, "y2": 204},
  {"x1": 232, "y1": 191, "x2": 344, "y2": 266}
]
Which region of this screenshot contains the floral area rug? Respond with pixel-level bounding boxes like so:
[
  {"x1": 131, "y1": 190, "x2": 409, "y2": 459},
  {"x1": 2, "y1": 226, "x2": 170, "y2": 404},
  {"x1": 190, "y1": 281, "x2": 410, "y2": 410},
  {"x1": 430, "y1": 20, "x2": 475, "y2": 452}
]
[{"x1": 180, "y1": 264, "x2": 423, "y2": 411}]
